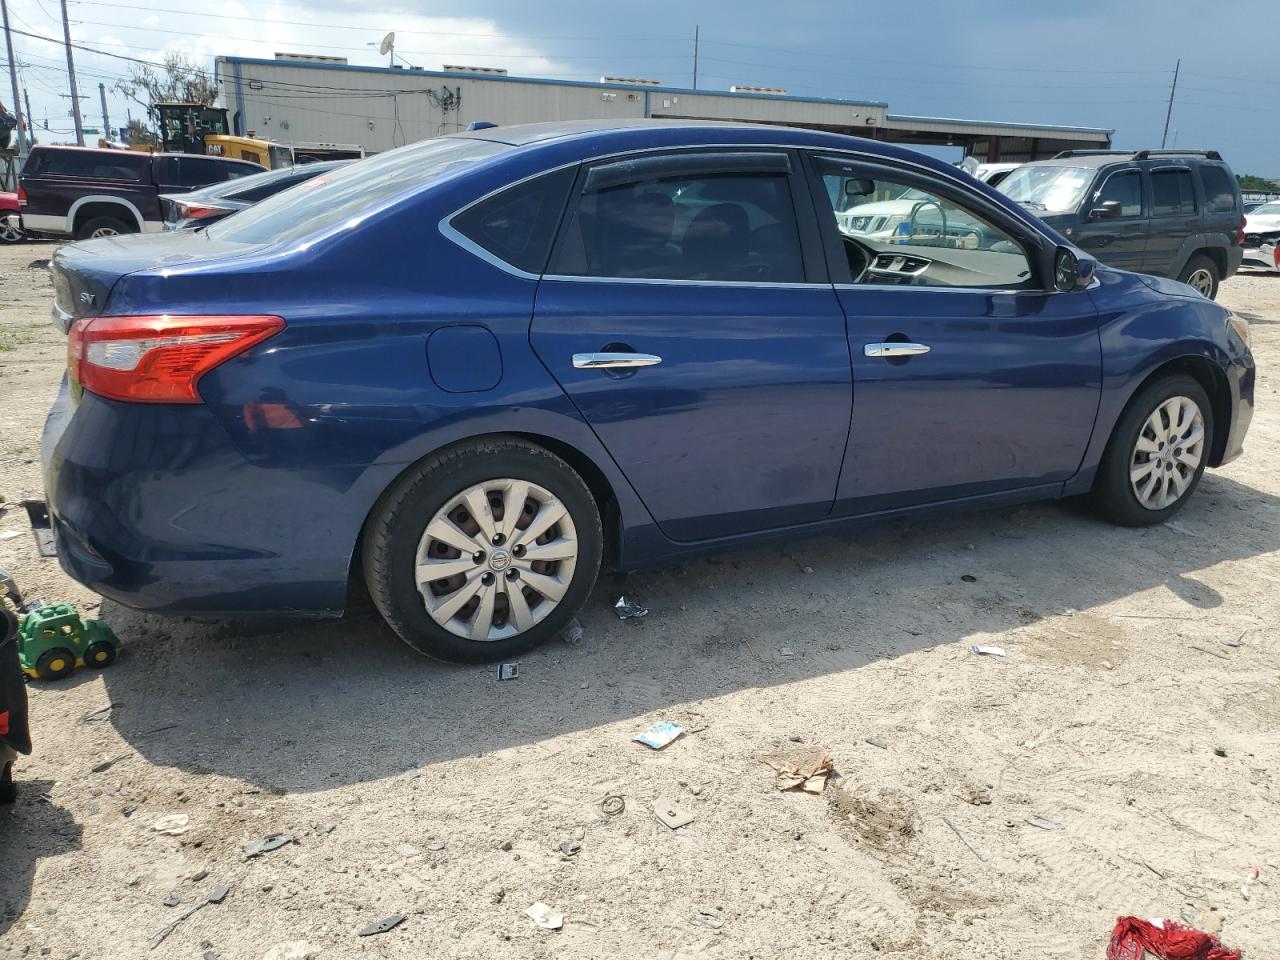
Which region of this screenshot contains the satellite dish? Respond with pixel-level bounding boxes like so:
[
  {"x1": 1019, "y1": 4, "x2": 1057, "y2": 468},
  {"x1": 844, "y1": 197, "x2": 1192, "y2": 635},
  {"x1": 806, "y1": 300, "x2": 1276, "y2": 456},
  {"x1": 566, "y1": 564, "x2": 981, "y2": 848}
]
[{"x1": 379, "y1": 32, "x2": 395, "y2": 56}]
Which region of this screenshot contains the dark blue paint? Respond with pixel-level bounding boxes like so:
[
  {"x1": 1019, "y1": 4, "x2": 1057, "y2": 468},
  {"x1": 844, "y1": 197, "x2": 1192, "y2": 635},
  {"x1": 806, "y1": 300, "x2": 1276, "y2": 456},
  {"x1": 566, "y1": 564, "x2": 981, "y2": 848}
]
[{"x1": 40, "y1": 120, "x2": 1254, "y2": 616}]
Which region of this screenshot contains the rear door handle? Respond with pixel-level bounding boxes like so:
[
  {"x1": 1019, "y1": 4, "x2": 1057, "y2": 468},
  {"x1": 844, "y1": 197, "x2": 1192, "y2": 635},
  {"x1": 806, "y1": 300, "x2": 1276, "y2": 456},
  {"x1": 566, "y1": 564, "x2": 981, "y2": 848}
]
[
  {"x1": 572, "y1": 352, "x2": 662, "y2": 370},
  {"x1": 864, "y1": 342, "x2": 930, "y2": 358}
]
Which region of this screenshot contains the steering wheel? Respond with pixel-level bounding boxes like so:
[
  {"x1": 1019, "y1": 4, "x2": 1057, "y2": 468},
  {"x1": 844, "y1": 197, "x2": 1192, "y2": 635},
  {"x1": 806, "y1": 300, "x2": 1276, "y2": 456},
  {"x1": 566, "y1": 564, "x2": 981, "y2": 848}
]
[{"x1": 908, "y1": 199, "x2": 947, "y2": 245}]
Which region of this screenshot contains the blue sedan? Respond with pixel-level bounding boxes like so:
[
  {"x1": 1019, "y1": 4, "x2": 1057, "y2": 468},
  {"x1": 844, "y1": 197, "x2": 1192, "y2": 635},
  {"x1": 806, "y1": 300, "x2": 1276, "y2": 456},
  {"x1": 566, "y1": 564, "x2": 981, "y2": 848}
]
[{"x1": 42, "y1": 120, "x2": 1254, "y2": 662}]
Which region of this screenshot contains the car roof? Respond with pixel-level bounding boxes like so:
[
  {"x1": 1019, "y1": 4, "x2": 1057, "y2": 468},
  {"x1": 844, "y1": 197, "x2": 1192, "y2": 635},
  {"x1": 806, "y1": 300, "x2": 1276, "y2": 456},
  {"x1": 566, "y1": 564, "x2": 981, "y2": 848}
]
[
  {"x1": 29, "y1": 144, "x2": 253, "y2": 161},
  {"x1": 1017, "y1": 151, "x2": 1226, "y2": 171}
]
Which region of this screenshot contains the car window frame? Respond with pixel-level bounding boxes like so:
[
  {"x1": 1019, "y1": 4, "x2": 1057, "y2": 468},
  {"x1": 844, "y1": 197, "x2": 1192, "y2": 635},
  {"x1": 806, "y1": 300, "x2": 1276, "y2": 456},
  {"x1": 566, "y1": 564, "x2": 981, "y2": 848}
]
[
  {"x1": 799, "y1": 149, "x2": 1054, "y2": 293},
  {"x1": 1148, "y1": 165, "x2": 1198, "y2": 218},
  {"x1": 1087, "y1": 167, "x2": 1147, "y2": 221},
  {"x1": 543, "y1": 147, "x2": 828, "y2": 287}
]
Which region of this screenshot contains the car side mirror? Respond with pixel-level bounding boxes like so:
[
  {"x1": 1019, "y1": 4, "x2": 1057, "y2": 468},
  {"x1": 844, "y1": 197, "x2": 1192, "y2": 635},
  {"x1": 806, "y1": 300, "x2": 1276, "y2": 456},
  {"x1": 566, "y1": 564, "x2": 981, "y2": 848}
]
[
  {"x1": 1089, "y1": 200, "x2": 1122, "y2": 220},
  {"x1": 1054, "y1": 247, "x2": 1094, "y2": 292}
]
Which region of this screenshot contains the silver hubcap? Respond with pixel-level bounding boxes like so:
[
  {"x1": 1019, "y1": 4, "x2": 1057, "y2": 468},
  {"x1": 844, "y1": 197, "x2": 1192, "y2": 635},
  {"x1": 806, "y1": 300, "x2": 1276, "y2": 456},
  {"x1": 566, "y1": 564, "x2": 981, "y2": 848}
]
[
  {"x1": 415, "y1": 478, "x2": 578, "y2": 641},
  {"x1": 1130, "y1": 395, "x2": 1204, "y2": 510},
  {"x1": 0, "y1": 222, "x2": 21, "y2": 242},
  {"x1": 1187, "y1": 268, "x2": 1214, "y2": 297},
  {"x1": 90, "y1": 226, "x2": 119, "y2": 238}
]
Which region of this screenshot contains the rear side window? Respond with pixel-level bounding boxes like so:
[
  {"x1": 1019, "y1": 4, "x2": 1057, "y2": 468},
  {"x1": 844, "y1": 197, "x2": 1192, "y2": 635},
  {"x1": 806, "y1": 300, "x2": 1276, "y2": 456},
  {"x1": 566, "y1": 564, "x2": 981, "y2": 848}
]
[
  {"x1": 1199, "y1": 165, "x2": 1238, "y2": 213},
  {"x1": 223, "y1": 160, "x2": 262, "y2": 180},
  {"x1": 209, "y1": 137, "x2": 509, "y2": 246},
  {"x1": 1151, "y1": 169, "x2": 1197, "y2": 216},
  {"x1": 26, "y1": 149, "x2": 146, "y2": 181},
  {"x1": 551, "y1": 159, "x2": 806, "y2": 283},
  {"x1": 162, "y1": 157, "x2": 221, "y2": 188},
  {"x1": 1096, "y1": 170, "x2": 1143, "y2": 217},
  {"x1": 451, "y1": 167, "x2": 575, "y2": 274}
]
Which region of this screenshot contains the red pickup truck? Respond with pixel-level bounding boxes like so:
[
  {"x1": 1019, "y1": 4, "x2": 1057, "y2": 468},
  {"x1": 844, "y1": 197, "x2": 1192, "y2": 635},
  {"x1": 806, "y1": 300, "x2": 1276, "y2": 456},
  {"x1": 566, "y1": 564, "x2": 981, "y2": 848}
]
[{"x1": 18, "y1": 145, "x2": 263, "y2": 240}]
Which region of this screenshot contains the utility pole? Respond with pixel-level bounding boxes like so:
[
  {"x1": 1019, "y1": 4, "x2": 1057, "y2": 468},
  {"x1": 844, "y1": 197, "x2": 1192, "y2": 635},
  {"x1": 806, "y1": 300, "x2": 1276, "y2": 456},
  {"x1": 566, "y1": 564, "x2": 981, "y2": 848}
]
[
  {"x1": 98, "y1": 81, "x2": 109, "y2": 138},
  {"x1": 59, "y1": 0, "x2": 83, "y2": 145},
  {"x1": 22, "y1": 86, "x2": 32, "y2": 144},
  {"x1": 692, "y1": 25, "x2": 699, "y2": 90},
  {"x1": 1161, "y1": 58, "x2": 1180, "y2": 150},
  {"x1": 1, "y1": 0, "x2": 28, "y2": 156}
]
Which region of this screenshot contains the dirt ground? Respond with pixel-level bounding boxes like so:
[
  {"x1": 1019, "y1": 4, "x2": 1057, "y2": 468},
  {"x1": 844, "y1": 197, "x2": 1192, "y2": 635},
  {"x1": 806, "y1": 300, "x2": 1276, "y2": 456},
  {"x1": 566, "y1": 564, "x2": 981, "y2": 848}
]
[{"x1": 1, "y1": 240, "x2": 1277, "y2": 960}]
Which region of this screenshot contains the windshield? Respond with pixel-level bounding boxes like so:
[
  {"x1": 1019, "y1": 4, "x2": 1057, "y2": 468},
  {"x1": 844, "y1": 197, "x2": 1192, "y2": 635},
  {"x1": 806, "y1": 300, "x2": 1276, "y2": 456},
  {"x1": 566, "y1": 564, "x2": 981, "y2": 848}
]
[
  {"x1": 208, "y1": 136, "x2": 510, "y2": 245},
  {"x1": 1252, "y1": 201, "x2": 1280, "y2": 216},
  {"x1": 997, "y1": 164, "x2": 1093, "y2": 214}
]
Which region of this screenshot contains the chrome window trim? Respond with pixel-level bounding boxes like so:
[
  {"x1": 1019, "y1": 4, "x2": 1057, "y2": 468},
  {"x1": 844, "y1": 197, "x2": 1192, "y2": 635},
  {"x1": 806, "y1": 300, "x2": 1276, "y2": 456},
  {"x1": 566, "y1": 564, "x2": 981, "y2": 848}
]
[
  {"x1": 438, "y1": 141, "x2": 1061, "y2": 280},
  {"x1": 542, "y1": 274, "x2": 823, "y2": 290}
]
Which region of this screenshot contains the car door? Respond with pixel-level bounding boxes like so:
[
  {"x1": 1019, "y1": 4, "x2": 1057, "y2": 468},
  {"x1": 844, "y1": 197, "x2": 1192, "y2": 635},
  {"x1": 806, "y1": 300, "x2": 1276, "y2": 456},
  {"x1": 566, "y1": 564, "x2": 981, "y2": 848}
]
[
  {"x1": 1143, "y1": 165, "x2": 1199, "y2": 276},
  {"x1": 804, "y1": 153, "x2": 1102, "y2": 515},
  {"x1": 1075, "y1": 167, "x2": 1148, "y2": 272},
  {"x1": 530, "y1": 149, "x2": 852, "y2": 542}
]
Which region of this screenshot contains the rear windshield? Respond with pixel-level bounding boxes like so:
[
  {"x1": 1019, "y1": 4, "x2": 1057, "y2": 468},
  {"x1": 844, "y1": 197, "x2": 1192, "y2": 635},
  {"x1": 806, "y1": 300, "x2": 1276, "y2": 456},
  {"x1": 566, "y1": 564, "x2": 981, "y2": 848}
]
[
  {"x1": 997, "y1": 164, "x2": 1093, "y2": 214},
  {"x1": 25, "y1": 148, "x2": 147, "y2": 181},
  {"x1": 207, "y1": 137, "x2": 510, "y2": 245},
  {"x1": 186, "y1": 162, "x2": 347, "y2": 203}
]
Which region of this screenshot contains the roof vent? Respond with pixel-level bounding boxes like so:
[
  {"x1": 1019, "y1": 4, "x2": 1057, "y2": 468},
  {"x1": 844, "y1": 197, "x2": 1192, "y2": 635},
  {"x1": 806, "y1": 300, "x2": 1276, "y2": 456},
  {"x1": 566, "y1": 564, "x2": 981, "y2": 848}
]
[
  {"x1": 274, "y1": 52, "x2": 348, "y2": 64},
  {"x1": 600, "y1": 76, "x2": 661, "y2": 86},
  {"x1": 730, "y1": 84, "x2": 786, "y2": 95},
  {"x1": 443, "y1": 64, "x2": 508, "y2": 75}
]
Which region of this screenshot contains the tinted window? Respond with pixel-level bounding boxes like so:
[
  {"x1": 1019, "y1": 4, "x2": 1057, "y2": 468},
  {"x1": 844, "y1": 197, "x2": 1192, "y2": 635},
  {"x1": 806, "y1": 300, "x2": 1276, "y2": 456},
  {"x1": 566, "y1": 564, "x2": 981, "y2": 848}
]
[
  {"x1": 209, "y1": 137, "x2": 509, "y2": 246},
  {"x1": 813, "y1": 156, "x2": 1033, "y2": 290},
  {"x1": 552, "y1": 164, "x2": 805, "y2": 283},
  {"x1": 453, "y1": 167, "x2": 575, "y2": 274},
  {"x1": 26, "y1": 148, "x2": 146, "y2": 181},
  {"x1": 1200, "y1": 164, "x2": 1238, "y2": 213},
  {"x1": 1151, "y1": 169, "x2": 1197, "y2": 216},
  {"x1": 1097, "y1": 171, "x2": 1143, "y2": 217},
  {"x1": 162, "y1": 157, "x2": 222, "y2": 188}
]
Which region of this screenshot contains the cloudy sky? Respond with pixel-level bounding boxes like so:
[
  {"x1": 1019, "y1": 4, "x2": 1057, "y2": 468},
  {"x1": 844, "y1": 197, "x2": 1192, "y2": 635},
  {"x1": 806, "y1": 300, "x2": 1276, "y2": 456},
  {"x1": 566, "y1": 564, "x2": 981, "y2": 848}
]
[{"x1": 2, "y1": 0, "x2": 1275, "y2": 173}]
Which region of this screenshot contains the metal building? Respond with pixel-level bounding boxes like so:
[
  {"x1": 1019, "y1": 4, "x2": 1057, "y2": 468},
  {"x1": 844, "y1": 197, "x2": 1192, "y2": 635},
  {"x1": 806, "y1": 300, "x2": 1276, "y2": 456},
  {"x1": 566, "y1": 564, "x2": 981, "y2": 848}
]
[{"x1": 215, "y1": 55, "x2": 1113, "y2": 160}]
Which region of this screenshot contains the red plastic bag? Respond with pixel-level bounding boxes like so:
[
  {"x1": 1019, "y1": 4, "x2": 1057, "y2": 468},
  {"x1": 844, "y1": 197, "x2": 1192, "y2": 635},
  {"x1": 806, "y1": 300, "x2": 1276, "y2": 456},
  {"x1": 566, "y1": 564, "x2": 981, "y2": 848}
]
[{"x1": 1107, "y1": 917, "x2": 1242, "y2": 960}]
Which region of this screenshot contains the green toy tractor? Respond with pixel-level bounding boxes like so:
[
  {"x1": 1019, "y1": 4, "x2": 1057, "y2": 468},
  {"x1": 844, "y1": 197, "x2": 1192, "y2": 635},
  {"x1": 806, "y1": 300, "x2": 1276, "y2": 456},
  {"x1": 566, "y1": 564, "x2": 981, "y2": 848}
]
[{"x1": 16, "y1": 603, "x2": 120, "y2": 681}]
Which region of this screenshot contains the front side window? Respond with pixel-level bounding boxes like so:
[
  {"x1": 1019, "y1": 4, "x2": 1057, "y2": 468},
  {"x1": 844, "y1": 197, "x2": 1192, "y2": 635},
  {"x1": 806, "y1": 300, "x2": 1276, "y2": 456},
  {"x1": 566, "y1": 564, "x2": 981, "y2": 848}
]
[
  {"x1": 1095, "y1": 171, "x2": 1143, "y2": 218},
  {"x1": 813, "y1": 155, "x2": 1034, "y2": 290},
  {"x1": 1199, "y1": 164, "x2": 1238, "y2": 214},
  {"x1": 997, "y1": 164, "x2": 1093, "y2": 214},
  {"x1": 551, "y1": 161, "x2": 806, "y2": 283},
  {"x1": 452, "y1": 167, "x2": 576, "y2": 274},
  {"x1": 1151, "y1": 169, "x2": 1197, "y2": 216}
]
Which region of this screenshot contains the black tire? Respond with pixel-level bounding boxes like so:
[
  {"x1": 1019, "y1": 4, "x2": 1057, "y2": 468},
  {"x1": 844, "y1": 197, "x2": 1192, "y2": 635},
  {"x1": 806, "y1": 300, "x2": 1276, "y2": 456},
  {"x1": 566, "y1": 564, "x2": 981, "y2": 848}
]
[
  {"x1": 1177, "y1": 253, "x2": 1220, "y2": 300},
  {"x1": 35, "y1": 646, "x2": 77, "y2": 681},
  {"x1": 75, "y1": 216, "x2": 133, "y2": 241},
  {"x1": 363, "y1": 437, "x2": 603, "y2": 663},
  {"x1": 1090, "y1": 373, "x2": 1213, "y2": 527},
  {"x1": 83, "y1": 641, "x2": 116, "y2": 669},
  {"x1": 0, "y1": 218, "x2": 24, "y2": 244}
]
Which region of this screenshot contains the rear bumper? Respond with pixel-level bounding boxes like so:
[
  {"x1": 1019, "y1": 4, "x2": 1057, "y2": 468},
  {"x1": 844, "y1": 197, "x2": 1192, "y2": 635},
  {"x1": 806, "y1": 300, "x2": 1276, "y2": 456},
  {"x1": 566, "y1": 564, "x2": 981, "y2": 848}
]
[
  {"x1": 1217, "y1": 349, "x2": 1255, "y2": 466},
  {"x1": 41, "y1": 379, "x2": 366, "y2": 617}
]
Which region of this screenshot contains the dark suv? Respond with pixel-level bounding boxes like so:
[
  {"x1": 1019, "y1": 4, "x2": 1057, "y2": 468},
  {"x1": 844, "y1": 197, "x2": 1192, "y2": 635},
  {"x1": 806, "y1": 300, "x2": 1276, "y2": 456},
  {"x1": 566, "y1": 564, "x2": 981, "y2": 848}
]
[
  {"x1": 19, "y1": 146, "x2": 264, "y2": 241},
  {"x1": 997, "y1": 150, "x2": 1244, "y2": 299}
]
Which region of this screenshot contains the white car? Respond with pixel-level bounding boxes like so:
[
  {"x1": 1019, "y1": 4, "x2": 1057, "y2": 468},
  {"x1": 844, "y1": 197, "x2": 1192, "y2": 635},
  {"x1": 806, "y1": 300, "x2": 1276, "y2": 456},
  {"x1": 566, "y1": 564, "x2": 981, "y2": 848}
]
[
  {"x1": 974, "y1": 162, "x2": 1022, "y2": 187},
  {"x1": 836, "y1": 187, "x2": 987, "y2": 247},
  {"x1": 1242, "y1": 200, "x2": 1280, "y2": 272}
]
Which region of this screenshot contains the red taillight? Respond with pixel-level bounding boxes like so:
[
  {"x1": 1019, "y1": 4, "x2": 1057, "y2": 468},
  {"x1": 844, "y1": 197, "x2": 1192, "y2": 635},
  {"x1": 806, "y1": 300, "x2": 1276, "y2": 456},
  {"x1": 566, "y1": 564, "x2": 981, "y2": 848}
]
[
  {"x1": 1237, "y1": 216, "x2": 1247, "y2": 246},
  {"x1": 175, "y1": 201, "x2": 232, "y2": 221},
  {"x1": 68, "y1": 314, "x2": 285, "y2": 403},
  {"x1": 16, "y1": 185, "x2": 26, "y2": 205}
]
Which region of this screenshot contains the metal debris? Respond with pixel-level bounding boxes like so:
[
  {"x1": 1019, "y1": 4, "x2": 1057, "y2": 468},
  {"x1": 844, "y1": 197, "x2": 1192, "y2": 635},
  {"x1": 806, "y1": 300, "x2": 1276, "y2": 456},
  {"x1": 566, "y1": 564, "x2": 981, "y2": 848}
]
[
  {"x1": 357, "y1": 915, "x2": 405, "y2": 937},
  {"x1": 1190, "y1": 644, "x2": 1229, "y2": 660},
  {"x1": 1025, "y1": 815, "x2": 1064, "y2": 830},
  {"x1": 969, "y1": 645, "x2": 1006, "y2": 657},
  {"x1": 496, "y1": 662, "x2": 519, "y2": 681},
  {"x1": 941, "y1": 816, "x2": 986, "y2": 862},
  {"x1": 601, "y1": 794, "x2": 625, "y2": 816},
  {"x1": 633, "y1": 720, "x2": 684, "y2": 750},
  {"x1": 562, "y1": 618, "x2": 585, "y2": 646},
  {"x1": 653, "y1": 799, "x2": 695, "y2": 830},
  {"x1": 243, "y1": 833, "x2": 296, "y2": 859},
  {"x1": 614, "y1": 596, "x2": 648, "y2": 620},
  {"x1": 558, "y1": 840, "x2": 581, "y2": 858},
  {"x1": 525, "y1": 902, "x2": 564, "y2": 930},
  {"x1": 865, "y1": 737, "x2": 889, "y2": 750},
  {"x1": 150, "y1": 884, "x2": 229, "y2": 950}
]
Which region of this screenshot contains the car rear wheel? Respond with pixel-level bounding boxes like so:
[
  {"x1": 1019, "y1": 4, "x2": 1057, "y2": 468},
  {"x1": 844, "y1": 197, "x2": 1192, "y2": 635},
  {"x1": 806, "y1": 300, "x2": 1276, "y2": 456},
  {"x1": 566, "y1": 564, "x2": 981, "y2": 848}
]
[
  {"x1": 363, "y1": 438, "x2": 603, "y2": 663},
  {"x1": 1090, "y1": 373, "x2": 1213, "y2": 526},
  {"x1": 1178, "y1": 254, "x2": 1220, "y2": 300},
  {"x1": 0, "y1": 218, "x2": 24, "y2": 243},
  {"x1": 75, "y1": 216, "x2": 132, "y2": 241}
]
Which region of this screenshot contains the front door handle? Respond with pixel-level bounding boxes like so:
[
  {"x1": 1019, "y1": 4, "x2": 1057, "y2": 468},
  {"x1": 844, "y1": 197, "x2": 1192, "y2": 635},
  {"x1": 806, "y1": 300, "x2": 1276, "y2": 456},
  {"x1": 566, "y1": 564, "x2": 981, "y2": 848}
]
[
  {"x1": 572, "y1": 352, "x2": 662, "y2": 370},
  {"x1": 864, "y1": 342, "x2": 930, "y2": 358}
]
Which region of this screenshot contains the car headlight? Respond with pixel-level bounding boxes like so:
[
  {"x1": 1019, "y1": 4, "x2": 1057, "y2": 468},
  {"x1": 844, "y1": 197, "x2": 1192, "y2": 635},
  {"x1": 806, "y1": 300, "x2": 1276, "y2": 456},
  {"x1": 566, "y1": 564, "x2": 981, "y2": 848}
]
[{"x1": 1228, "y1": 312, "x2": 1251, "y2": 350}]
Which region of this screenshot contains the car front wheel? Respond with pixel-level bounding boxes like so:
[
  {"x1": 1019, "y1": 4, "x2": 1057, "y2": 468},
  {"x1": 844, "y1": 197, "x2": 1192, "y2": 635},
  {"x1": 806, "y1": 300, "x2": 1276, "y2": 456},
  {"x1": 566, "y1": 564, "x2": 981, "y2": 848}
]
[
  {"x1": 1091, "y1": 373, "x2": 1213, "y2": 526},
  {"x1": 363, "y1": 438, "x2": 603, "y2": 663}
]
